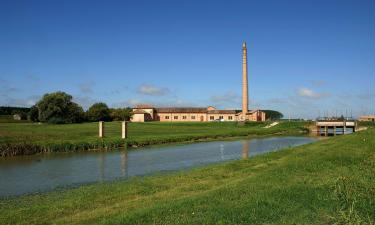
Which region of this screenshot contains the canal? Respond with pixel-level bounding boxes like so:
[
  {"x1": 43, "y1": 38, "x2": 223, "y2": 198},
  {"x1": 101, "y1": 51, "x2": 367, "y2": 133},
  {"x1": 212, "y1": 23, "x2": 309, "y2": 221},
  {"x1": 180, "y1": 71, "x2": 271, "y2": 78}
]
[{"x1": 0, "y1": 136, "x2": 317, "y2": 197}]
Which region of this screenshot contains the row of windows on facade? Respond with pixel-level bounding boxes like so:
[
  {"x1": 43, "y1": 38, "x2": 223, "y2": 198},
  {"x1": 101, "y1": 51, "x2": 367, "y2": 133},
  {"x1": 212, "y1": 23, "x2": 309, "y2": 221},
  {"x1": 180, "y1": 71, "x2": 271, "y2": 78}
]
[{"x1": 164, "y1": 115, "x2": 233, "y2": 120}]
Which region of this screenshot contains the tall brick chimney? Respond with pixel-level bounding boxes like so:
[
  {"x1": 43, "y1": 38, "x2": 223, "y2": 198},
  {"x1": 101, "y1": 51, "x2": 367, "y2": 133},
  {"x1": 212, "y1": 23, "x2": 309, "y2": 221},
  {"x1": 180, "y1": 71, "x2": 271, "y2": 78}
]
[{"x1": 242, "y1": 42, "x2": 248, "y2": 115}]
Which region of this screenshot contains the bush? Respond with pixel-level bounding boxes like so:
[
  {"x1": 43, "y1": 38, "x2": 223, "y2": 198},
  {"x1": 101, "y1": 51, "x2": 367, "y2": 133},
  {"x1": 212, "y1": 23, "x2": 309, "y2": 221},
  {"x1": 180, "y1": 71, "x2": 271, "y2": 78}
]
[
  {"x1": 110, "y1": 108, "x2": 133, "y2": 121},
  {"x1": 28, "y1": 105, "x2": 39, "y2": 122},
  {"x1": 87, "y1": 102, "x2": 111, "y2": 122}
]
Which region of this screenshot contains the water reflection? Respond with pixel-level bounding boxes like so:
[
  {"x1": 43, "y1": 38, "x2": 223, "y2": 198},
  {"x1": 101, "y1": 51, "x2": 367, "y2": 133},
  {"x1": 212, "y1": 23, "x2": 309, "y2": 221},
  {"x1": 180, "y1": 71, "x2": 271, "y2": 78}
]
[
  {"x1": 99, "y1": 154, "x2": 105, "y2": 182},
  {"x1": 120, "y1": 151, "x2": 128, "y2": 177},
  {"x1": 242, "y1": 141, "x2": 249, "y2": 159},
  {"x1": 0, "y1": 136, "x2": 316, "y2": 197}
]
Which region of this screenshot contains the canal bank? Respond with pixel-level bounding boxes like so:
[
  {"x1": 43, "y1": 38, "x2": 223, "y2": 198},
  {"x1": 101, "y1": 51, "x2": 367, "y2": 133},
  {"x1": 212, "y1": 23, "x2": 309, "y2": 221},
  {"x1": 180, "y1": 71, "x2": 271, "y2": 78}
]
[
  {"x1": 0, "y1": 128, "x2": 373, "y2": 224},
  {"x1": 0, "y1": 121, "x2": 310, "y2": 157}
]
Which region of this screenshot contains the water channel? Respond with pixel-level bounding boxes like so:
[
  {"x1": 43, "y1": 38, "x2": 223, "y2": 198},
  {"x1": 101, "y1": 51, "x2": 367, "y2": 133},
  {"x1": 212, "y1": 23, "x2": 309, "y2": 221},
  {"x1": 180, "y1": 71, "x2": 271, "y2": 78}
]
[{"x1": 0, "y1": 136, "x2": 317, "y2": 197}]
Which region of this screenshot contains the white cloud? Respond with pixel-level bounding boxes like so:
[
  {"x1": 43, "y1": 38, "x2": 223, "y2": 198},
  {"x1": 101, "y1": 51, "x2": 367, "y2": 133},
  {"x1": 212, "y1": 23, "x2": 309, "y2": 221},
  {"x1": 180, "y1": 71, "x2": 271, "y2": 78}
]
[
  {"x1": 297, "y1": 87, "x2": 329, "y2": 99},
  {"x1": 137, "y1": 84, "x2": 170, "y2": 96}
]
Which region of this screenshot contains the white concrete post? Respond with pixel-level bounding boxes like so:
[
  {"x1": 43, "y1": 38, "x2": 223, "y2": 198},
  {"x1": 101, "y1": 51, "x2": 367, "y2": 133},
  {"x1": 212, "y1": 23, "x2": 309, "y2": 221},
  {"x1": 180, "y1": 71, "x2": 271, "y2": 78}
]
[
  {"x1": 99, "y1": 121, "x2": 104, "y2": 138},
  {"x1": 122, "y1": 121, "x2": 128, "y2": 139}
]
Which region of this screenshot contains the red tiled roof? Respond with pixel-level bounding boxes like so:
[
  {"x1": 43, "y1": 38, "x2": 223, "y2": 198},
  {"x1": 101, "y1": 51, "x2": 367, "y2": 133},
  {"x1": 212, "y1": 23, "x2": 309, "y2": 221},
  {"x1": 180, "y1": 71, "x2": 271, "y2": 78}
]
[
  {"x1": 155, "y1": 107, "x2": 207, "y2": 113},
  {"x1": 134, "y1": 104, "x2": 154, "y2": 109},
  {"x1": 133, "y1": 109, "x2": 147, "y2": 114},
  {"x1": 207, "y1": 110, "x2": 236, "y2": 114}
]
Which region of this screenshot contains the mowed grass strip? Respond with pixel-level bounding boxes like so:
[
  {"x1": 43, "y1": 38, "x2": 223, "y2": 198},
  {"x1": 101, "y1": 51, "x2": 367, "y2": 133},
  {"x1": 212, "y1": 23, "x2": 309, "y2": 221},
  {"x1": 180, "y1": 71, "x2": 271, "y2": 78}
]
[
  {"x1": 0, "y1": 121, "x2": 309, "y2": 156},
  {"x1": 0, "y1": 128, "x2": 374, "y2": 224}
]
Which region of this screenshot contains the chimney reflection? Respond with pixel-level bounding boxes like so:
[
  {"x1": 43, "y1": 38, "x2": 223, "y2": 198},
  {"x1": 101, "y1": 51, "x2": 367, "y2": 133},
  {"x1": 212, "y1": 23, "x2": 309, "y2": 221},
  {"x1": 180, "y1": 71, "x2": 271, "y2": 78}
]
[
  {"x1": 120, "y1": 150, "x2": 128, "y2": 177},
  {"x1": 242, "y1": 141, "x2": 249, "y2": 159},
  {"x1": 98, "y1": 153, "x2": 105, "y2": 181}
]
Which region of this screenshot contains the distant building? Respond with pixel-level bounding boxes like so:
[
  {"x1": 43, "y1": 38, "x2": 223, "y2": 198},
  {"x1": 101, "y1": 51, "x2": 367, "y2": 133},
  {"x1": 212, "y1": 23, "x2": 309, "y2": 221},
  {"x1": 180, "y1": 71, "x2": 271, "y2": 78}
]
[
  {"x1": 358, "y1": 115, "x2": 375, "y2": 122},
  {"x1": 13, "y1": 114, "x2": 22, "y2": 120},
  {"x1": 131, "y1": 42, "x2": 266, "y2": 122},
  {"x1": 131, "y1": 105, "x2": 265, "y2": 122}
]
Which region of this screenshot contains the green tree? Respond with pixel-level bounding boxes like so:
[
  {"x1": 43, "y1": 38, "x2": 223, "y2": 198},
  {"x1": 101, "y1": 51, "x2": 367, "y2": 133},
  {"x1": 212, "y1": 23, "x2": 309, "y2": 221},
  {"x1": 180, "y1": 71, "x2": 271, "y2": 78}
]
[
  {"x1": 110, "y1": 108, "x2": 133, "y2": 121},
  {"x1": 28, "y1": 105, "x2": 39, "y2": 122},
  {"x1": 36, "y1": 92, "x2": 85, "y2": 124},
  {"x1": 87, "y1": 102, "x2": 111, "y2": 122},
  {"x1": 263, "y1": 110, "x2": 284, "y2": 120}
]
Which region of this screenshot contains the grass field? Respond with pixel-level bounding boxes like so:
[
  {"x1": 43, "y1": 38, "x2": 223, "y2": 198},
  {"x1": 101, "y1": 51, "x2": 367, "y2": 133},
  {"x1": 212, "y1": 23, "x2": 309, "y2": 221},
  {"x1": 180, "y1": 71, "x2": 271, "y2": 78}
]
[
  {"x1": 0, "y1": 115, "x2": 29, "y2": 123},
  {"x1": 0, "y1": 127, "x2": 373, "y2": 224},
  {"x1": 0, "y1": 121, "x2": 309, "y2": 156}
]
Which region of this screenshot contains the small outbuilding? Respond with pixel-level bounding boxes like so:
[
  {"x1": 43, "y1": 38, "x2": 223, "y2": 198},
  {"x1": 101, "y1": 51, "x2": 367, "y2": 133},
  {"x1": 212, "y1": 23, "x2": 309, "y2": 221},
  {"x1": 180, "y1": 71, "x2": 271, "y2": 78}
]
[{"x1": 13, "y1": 114, "x2": 22, "y2": 120}]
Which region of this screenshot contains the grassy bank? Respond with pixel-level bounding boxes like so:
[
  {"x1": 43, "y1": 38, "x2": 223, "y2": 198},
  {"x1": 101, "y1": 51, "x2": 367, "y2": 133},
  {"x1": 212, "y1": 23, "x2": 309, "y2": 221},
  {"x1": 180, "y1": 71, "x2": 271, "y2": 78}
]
[
  {"x1": 0, "y1": 121, "x2": 309, "y2": 157},
  {"x1": 0, "y1": 128, "x2": 374, "y2": 224}
]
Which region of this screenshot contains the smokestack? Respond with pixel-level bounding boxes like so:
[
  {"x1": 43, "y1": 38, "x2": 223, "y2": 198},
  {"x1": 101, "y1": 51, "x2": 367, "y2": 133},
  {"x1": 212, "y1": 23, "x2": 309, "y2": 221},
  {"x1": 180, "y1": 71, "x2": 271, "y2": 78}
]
[{"x1": 242, "y1": 42, "x2": 248, "y2": 115}]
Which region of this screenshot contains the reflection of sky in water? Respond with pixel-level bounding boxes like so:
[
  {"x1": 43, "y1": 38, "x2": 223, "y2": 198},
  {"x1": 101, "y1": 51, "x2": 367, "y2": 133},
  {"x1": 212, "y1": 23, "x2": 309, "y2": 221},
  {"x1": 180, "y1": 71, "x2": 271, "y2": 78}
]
[
  {"x1": 0, "y1": 136, "x2": 316, "y2": 197},
  {"x1": 319, "y1": 127, "x2": 354, "y2": 135}
]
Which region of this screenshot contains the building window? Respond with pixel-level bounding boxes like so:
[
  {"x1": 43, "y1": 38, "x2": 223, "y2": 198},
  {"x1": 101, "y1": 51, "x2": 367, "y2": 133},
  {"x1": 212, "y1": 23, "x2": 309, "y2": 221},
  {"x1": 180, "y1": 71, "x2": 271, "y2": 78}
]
[
  {"x1": 165, "y1": 116, "x2": 169, "y2": 119},
  {"x1": 219, "y1": 116, "x2": 224, "y2": 119},
  {"x1": 210, "y1": 116, "x2": 214, "y2": 120},
  {"x1": 191, "y1": 116, "x2": 195, "y2": 119},
  {"x1": 228, "y1": 116, "x2": 233, "y2": 120},
  {"x1": 174, "y1": 116, "x2": 178, "y2": 120},
  {"x1": 182, "y1": 116, "x2": 187, "y2": 119}
]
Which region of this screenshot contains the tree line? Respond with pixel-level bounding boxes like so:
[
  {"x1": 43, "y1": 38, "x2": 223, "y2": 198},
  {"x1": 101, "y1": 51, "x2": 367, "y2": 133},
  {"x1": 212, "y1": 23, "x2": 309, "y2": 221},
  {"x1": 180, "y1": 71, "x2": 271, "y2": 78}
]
[
  {"x1": 2, "y1": 92, "x2": 284, "y2": 124},
  {"x1": 0, "y1": 107, "x2": 30, "y2": 119},
  {"x1": 25, "y1": 91, "x2": 133, "y2": 124}
]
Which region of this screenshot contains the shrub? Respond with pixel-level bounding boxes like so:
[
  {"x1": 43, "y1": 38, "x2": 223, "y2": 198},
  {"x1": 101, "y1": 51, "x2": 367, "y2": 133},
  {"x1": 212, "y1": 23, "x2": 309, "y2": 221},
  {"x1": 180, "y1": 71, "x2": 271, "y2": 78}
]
[
  {"x1": 110, "y1": 108, "x2": 133, "y2": 121},
  {"x1": 28, "y1": 105, "x2": 39, "y2": 122},
  {"x1": 87, "y1": 102, "x2": 111, "y2": 122}
]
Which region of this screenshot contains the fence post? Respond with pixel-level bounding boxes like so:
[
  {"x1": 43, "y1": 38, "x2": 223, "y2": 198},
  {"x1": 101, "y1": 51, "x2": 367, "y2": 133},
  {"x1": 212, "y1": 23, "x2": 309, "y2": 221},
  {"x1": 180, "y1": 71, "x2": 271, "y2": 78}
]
[
  {"x1": 122, "y1": 121, "x2": 128, "y2": 139},
  {"x1": 99, "y1": 121, "x2": 104, "y2": 138}
]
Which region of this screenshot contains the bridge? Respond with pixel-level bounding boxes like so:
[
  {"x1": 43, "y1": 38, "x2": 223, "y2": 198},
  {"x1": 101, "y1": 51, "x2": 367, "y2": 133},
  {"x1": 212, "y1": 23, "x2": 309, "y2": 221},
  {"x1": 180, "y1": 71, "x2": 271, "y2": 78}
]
[{"x1": 315, "y1": 117, "x2": 356, "y2": 136}]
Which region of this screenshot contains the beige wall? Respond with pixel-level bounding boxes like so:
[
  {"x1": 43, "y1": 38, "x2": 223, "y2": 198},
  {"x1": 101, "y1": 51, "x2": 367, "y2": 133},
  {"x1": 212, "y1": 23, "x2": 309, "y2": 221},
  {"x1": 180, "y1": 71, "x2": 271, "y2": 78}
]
[
  {"x1": 157, "y1": 113, "x2": 207, "y2": 122},
  {"x1": 207, "y1": 114, "x2": 236, "y2": 121},
  {"x1": 156, "y1": 113, "x2": 237, "y2": 122},
  {"x1": 359, "y1": 116, "x2": 375, "y2": 121},
  {"x1": 246, "y1": 111, "x2": 266, "y2": 122},
  {"x1": 131, "y1": 109, "x2": 266, "y2": 122},
  {"x1": 131, "y1": 113, "x2": 145, "y2": 122}
]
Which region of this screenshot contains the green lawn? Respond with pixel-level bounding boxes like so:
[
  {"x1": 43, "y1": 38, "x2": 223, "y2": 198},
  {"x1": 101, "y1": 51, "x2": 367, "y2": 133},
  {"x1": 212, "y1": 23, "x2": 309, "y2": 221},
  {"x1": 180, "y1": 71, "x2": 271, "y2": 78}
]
[
  {"x1": 0, "y1": 127, "x2": 373, "y2": 224},
  {"x1": 0, "y1": 121, "x2": 309, "y2": 156}
]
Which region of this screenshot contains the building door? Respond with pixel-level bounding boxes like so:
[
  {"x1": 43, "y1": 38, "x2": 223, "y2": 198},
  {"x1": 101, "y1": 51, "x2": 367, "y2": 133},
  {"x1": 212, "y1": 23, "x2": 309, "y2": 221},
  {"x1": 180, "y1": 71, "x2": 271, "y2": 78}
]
[{"x1": 200, "y1": 116, "x2": 204, "y2": 122}]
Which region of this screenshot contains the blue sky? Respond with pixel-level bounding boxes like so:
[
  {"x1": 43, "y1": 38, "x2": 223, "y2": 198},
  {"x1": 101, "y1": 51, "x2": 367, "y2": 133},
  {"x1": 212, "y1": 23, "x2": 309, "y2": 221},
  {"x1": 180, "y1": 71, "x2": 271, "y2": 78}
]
[{"x1": 1, "y1": 0, "x2": 374, "y2": 119}]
